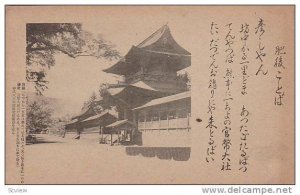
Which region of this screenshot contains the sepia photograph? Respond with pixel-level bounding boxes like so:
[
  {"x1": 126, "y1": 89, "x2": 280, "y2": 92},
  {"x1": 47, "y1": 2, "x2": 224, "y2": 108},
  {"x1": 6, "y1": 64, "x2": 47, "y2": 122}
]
[{"x1": 5, "y1": 5, "x2": 295, "y2": 185}]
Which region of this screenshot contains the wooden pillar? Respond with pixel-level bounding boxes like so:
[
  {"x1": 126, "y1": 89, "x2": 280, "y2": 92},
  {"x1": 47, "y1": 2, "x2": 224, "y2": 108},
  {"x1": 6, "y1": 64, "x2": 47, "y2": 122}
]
[
  {"x1": 188, "y1": 112, "x2": 190, "y2": 132},
  {"x1": 175, "y1": 109, "x2": 178, "y2": 131},
  {"x1": 144, "y1": 111, "x2": 146, "y2": 129},
  {"x1": 130, "y1": 130, "x2": 132, "y2": 142},
  {"x1": 62, "y1": 126, "x2": 66, "y2": 138},
  {"x1": 158, "y1": 111, "x2": 161, "y2": 132},
  {"x1": 111, "y1": 133, "x2": 113, "y2": 146},
  {"x1": 167, "y1": 111, "x2": 169, "y2": 131}
]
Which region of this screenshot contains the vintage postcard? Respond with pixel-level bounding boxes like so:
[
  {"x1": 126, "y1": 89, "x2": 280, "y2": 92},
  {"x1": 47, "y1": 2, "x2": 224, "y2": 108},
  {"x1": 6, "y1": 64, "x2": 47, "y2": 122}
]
[{"x1": 5, "y1": 5, "x2": 295, "y2": 184}]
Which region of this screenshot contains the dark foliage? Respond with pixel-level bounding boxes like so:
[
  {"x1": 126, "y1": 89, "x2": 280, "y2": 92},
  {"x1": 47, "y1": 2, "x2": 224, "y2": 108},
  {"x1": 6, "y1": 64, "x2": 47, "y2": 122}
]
[
  {"x1": 26, "y1": 100, "x2": 53, "y2": 133},
  {"x1": 26, "y1": 23, "x2": 121, "y2": 95}
]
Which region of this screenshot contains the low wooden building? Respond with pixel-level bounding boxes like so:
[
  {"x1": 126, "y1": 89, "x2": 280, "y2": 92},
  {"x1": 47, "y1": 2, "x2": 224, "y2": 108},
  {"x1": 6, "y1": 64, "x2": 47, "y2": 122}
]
[
  {"x1": 104, "y1": 119, "x2": 136, "y2": 145},
  {"x1": 133, "y1": 91, "x2": 191, "y2": 147},
  {"x1": 65, "y1": 111, "x2": 117, "y2": 140}
]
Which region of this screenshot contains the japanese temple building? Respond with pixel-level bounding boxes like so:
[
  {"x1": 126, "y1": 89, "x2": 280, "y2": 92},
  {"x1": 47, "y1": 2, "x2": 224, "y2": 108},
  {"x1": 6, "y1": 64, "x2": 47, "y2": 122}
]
[
  {"x1": 132, "y1": 91, "x2": 191, "y2": 147},
  {"x1": 65, "y1": 24, "x2": 191, "y2": 149}
]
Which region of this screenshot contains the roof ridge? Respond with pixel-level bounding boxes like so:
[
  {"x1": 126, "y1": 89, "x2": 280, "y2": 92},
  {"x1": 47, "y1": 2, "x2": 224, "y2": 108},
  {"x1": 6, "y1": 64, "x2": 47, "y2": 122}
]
[{"x1": 137, "y1": 24, "x2": 168, "y2": 48}]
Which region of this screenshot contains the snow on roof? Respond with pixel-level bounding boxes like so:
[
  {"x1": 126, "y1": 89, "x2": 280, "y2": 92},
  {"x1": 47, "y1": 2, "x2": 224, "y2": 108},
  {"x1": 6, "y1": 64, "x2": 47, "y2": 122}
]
[
  {"x1": 81, "y1": 111, "x2": 115, "y2": 122},
  {"x1": 106, "y1": 119, "x2": 135, "y2": 128},
  {"x1": 107, "y1": 87, "x2": 126, "y2": 96},
  {"x1": 137, "y1": 24, "x2": 191, "y2": 56},
  {"x1": 103, "y1": 24, "x2": 191, "y2": 75},
  {"x1": 133, "y1": 91, "x2": 190, "y2": 110},
  {"x1": 137, "y1": 24, "x2": 168, "y2": 48},
  {"x1": 65, "y1": 118, "x2": 78, "y2": 125},
  {"x1": 130, "y1": 81, "x2": 158, "y2": 91}
]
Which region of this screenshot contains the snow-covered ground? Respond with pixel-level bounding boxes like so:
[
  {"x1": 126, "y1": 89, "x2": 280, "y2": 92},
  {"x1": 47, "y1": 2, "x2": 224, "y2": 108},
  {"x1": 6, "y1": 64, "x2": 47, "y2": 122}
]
[{"x1": 25, "y1": 134, "x2": 193, "y2": 184}]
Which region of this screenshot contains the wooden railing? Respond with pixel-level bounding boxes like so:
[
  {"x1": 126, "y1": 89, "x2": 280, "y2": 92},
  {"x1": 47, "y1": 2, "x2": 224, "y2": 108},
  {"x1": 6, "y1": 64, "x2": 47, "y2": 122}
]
[{"x1": 138, "y1": 117, "x2": 190, "y2": 131}]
